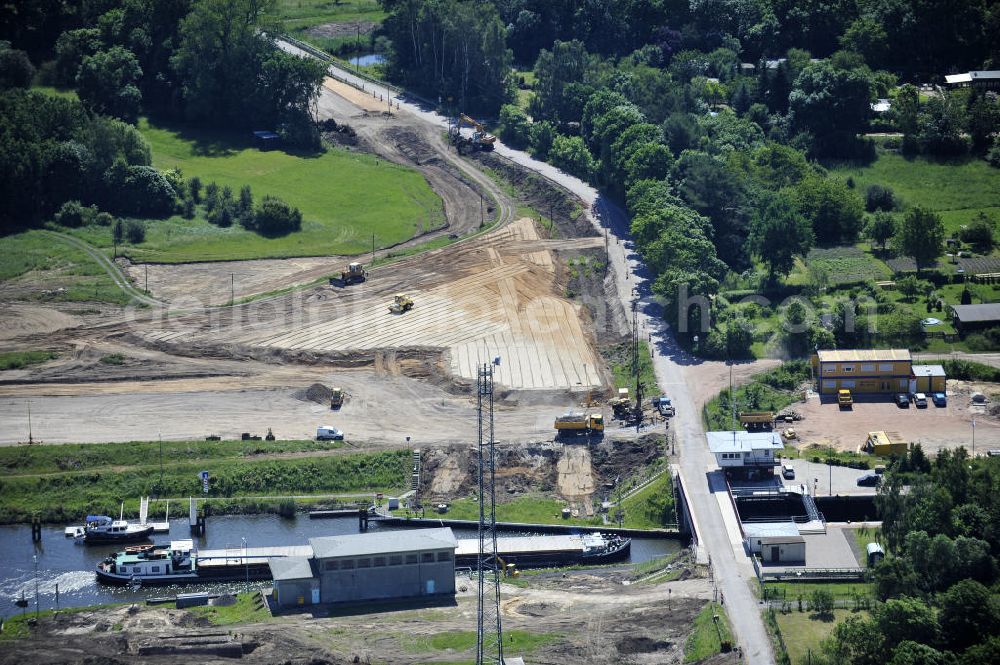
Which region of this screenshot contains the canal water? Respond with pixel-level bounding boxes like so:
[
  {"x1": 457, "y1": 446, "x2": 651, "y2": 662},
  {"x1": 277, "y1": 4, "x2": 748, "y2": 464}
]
[
  {"x1": 348, "y1": 53, "x2": 386, "y2": 67},
  {"x1": 0, "y1": 514, "x2": 680, "y2": 616}
]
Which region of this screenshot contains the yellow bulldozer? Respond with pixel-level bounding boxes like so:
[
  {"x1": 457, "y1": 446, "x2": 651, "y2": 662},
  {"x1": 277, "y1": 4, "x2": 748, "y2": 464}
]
[
  {"x1": 339, "y1": 262, "x2": 367, "y2": 285},
  {"x1": 388, "y1": 293, "x2": 414, "y2": 314}
]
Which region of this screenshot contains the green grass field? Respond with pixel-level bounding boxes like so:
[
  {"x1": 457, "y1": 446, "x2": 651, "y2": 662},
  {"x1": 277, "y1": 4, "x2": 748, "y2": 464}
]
[
  {"x1": 64, "y1": 118, "x2": 444, "y2": 263},
  {"x1": 684, "y1": 602, "x2": 733, "y2": 662},
  {"x1": 763, "y1": 581, "x2": 874, "y2": 603},
  {"x1": 272, "y1": 0, "x2": 386, "y2": 31},
  {"x1": 399, "y1": 629, "x2": 556, "y2": 656},
  {"x1": 619, "y1": 473, "x2": 676, "y2": 529},
  {"x1": 775, "y1": 608, "x2": 867, "y2": 664},
  {"x1": 0, "y1": 350, "x2": 58, "y2": 370},
  {"x1": 188, "y1": 592, "x2": 272, "y2": 625},
  {"x1": 432, "y1": 496, "x2": 603, "y2": 527},
  {"x1": 830, "y1": 153, "x2": 1000, "y2": 235},
  {"x1": 0, "y1": 439, "x2": 408, "y2": 524},
  {"x1": 0, "y1": 230, "x2": 129, "y2": 304}
]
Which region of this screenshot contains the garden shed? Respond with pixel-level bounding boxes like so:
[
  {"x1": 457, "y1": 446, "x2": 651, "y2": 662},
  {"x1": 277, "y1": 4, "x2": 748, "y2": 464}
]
[{"x1": 950, "y1": 303, "x2": 1000, "y2": 333}]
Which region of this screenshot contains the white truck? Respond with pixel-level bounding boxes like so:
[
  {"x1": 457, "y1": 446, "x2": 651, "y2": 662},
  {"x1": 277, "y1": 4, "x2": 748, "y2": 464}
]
[{"x1": 316, "y1": 426, "x2": 344, "y2": 440}]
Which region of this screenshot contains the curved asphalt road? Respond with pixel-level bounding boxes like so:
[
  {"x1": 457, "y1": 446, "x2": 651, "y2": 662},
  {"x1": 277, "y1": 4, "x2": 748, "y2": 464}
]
[{"x1": 277, "y1": 39, "x2": 775, "y2": 663}]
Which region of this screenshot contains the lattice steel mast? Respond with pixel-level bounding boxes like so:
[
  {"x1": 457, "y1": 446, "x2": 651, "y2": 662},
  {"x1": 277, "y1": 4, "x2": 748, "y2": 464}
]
[{"x1": 476, "y1": 361, "x2": 503, "y2": 665}]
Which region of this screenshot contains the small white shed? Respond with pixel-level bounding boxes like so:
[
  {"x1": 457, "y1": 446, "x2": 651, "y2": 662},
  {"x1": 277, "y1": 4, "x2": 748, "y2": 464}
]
[{"x1": 759, "y1": 535, "x2": 806, "y2": 564}]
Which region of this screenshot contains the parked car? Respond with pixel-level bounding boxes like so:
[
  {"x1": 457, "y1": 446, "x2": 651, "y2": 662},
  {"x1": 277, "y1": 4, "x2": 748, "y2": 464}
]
[
  {"x1": 932, "y1": 392, "x2": 947, "y2": 407},
  {"x1": 857, "y1": 473, "x2": 880, "y2": 487},
  {"x1": 316, "y1": 425, "x2": 344, "y2": 440},
  {"x1": 895, "y1": 393, "x2": 910, "y2": 407},
  {"x1": 913, "y1": 392, "x2": 928, "y2": 408},
  {"x1": 782, "y1": 464, "x2": 795, "y2": 480}
]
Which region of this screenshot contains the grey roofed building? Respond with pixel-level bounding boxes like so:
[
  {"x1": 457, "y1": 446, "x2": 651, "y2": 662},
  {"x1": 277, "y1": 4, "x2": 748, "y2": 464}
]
[
  {"x1": 944, "y1": 70, "x2": 1000, "y2": 89},
  {"x1": 911, "y1": 364, "x2": 946, "y2": 378},
  {"x1": 309, "y1": 527, "x2": 458, "y2": 559},
  {"x1": 269, "y1": 556, "x2": 315, "y2": 581},
  {"x1": 950, "y1": 303, "x2": 1000, "y2": 332}
]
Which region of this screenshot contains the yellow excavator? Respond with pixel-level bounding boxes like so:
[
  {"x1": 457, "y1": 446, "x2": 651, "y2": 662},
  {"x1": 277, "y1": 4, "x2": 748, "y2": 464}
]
[{"x1": 450, "y1": 113, "x2": 496, "y2": 151}]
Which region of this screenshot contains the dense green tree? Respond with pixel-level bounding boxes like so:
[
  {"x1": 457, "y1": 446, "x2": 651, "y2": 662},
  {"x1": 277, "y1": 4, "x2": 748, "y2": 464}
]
[
  {"x1": 53, "y1": 28, "x2": 103, "y2": 87},
  {"x1": 898, "y1": 207, "x2": 945, "y2": 273},
  {"x1": 748, "y1": 192, "x2": 813, "y2": 282},
  {"x1": 877, "y1": 597, "x2": 941, "y2": 651},
  {"x1": 937, "y1": 579, "x2": 1000, "y2": 651},
  {"x1": 253, "y1": 195, "x2": 301, "y2": 236},
  {"x1": 822, "y1": 614, "x2": 883, "y2": 665},
  {"x1": 0, "y1": 43, "x2": 35, "y2": 89},
  {"x1": 380, "y1": 0, "x2": 512, "y2": 114},
  {"x1": 793, "y1": 176, "x2": 865, "y2": 244},
  {"x1": 789, "y1": 60, "x2": 874, "y2": 157},
  {"x1": 76, "y1": 46, "x2": 142, "y2": 122},
  {"x1": 662, "y1": 112, "x2": 701, "y2": 155},
  {"x1": 866, "y1": 211, "x2": 896, "y2": 251},
  {"x1": 674, "y1": 151, "x2": 750, "y2": 271},
  {"x1": 917, "y1": 95, "x2": 969, "y2": 157},
  {"x1": 547, "y1": 134, "x2": 595, "y2": 180},
  {"x1": 530, "y1": 39, "x2": 598, "y2": 125},
  {"x1": 968, "y1": 95, "x2": 1000, "y2": 155},
  {"x1": 872, "y1": 556, "x2": 920, "y2": 601},
  {"x1": 497, "y1": 104, "x2": 531, "y2": 148},
  {"x1": 887, "y1": 642, "x2": 952, "y2": 665}
]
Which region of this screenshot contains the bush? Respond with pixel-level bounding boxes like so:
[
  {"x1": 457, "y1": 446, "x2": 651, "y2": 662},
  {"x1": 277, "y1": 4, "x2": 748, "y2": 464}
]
[
  {"x1": 988, "y1": 136, "x2": 1000, "y2": 168},
  {"x1": 253, "y1": 195, "x2": 302, "y2": 236},
  {"x1": 0, "y1": 45, "x2": 35, "y2": 89},
  {"x1": 810, "y1": 589, "x2": 834, "y2": 617},
  {"x1": 865, "y1": 184, "x2": 896, "y2": 212},
  {"x1": 54, "y1": 200, "x2": 97, "y2": 227},
  {"x1": 94, "y1": 211, "x2": 115, "y2": 227},
  {"x1": 959, "y1": 213, "x2": 996, "y2": 252},
  {"x1": 124, "y1": 219, "x2": 145, "y2": 244}
]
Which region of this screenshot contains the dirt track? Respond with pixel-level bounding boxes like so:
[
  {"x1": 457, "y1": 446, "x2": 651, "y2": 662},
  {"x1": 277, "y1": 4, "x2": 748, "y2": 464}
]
[{"x1": 0, "y1": 569, "x2": 713, "y2": 665}]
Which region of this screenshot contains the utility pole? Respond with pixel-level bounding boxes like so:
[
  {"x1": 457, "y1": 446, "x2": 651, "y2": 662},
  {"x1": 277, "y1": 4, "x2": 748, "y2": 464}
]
[
  {"x1": 480, "y1": 193, "x2": 484, "y2": 226},
  {"x1": 632, "y1": 300, "x2": 643, "y2": 433},
  {"x1": 26, "y1": 400, "x2": 33, "y2": 445},
  {"x1": 158, "y1": 432, "x2": 163, "y2": 494},
  {"x1": 476, "y1": 360, "x2": 503, "y2": 665},
  {"x1": 144, "y1": 264, "x2": 148, "y2": 293},
  {"x1": 231, "y1": 273, "x2": 234, "y2": 305},
  {"x1": 372, "y1": 233, "x2": 376, "y2": 267}
]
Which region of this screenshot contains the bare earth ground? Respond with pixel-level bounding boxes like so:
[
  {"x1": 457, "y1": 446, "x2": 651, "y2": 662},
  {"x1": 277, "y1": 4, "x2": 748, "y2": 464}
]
[
  {"x1": 0, "y1": 571, "x2": 713, "y2": 665},
  {"x1": 777, "y1": 383, "x2": 1000, "y2": 454}
]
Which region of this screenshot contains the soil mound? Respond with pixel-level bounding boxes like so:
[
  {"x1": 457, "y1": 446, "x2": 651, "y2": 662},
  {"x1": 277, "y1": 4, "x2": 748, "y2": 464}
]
[{"x1": 295, "y1": 383, "x2": 333, "y2": 404}]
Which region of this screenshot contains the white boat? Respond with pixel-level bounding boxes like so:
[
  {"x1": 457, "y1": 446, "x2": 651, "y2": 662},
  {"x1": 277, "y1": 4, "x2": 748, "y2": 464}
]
[{"x1": 79, "y1": 514, "x2": 154, "y2": 544}]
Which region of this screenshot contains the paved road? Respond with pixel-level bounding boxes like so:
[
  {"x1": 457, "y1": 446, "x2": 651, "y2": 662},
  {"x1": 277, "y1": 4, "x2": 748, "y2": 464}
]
[{"x1": 279, "y1": 40, "x2": 775, "y2": 664}]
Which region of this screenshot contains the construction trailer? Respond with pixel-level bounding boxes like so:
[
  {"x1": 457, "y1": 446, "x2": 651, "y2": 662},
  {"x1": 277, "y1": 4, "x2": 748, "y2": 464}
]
[{"x1": 863, "y1": 431, "x2": 908, "y2": 456}]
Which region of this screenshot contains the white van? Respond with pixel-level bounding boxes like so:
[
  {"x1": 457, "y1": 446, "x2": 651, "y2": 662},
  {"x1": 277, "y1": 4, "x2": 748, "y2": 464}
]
[
  {"x1": 781, "y1": 464, "x2": 795, "y2": 480},
  {"x1": 316, "y1": 426, "x2": 344, "y2": 440}
]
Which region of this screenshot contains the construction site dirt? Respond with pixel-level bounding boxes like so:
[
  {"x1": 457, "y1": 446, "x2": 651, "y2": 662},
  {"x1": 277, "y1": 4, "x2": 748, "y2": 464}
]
[{"x1": 0, "y1": 568, "x2": 712, "y2": 665}]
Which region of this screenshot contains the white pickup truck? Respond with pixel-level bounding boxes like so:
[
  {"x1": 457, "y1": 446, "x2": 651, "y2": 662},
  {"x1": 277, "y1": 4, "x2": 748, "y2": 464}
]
[{"x1": 652, "y1": 396, "x2": 675, "y2": 417}]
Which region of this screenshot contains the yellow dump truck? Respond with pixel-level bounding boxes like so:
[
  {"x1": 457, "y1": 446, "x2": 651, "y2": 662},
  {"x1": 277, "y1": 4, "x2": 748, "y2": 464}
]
[
  {"x1": 838, "y1": 389, "x2": 853, "y2": 409},
  {"x1": 739, "y1": 411, "x2": 774, "y2": 430},
  {"x1": 863, "y1": 431, "x2": 908, "y2": 456},
  {"x1": 554, "y1": 412, "x2": 605, "y2": 435},
  {"x1": 330, "y1": 387, "x2": 344, "y2": 409}
]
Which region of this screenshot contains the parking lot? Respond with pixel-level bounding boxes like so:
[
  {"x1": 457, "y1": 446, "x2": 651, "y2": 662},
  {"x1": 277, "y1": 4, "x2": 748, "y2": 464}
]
[
  {"x1": 776, "y1": 388, "x2": 1000, "y2": 455},
  {"x1": 775, "y1": 458, "x2": 879, "y2": 496}
]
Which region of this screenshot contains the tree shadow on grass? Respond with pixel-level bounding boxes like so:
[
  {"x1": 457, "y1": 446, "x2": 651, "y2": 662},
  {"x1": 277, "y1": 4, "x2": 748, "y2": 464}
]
[{"x1": 146, "y1": 116, "x2": 325, "y2": 159}]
